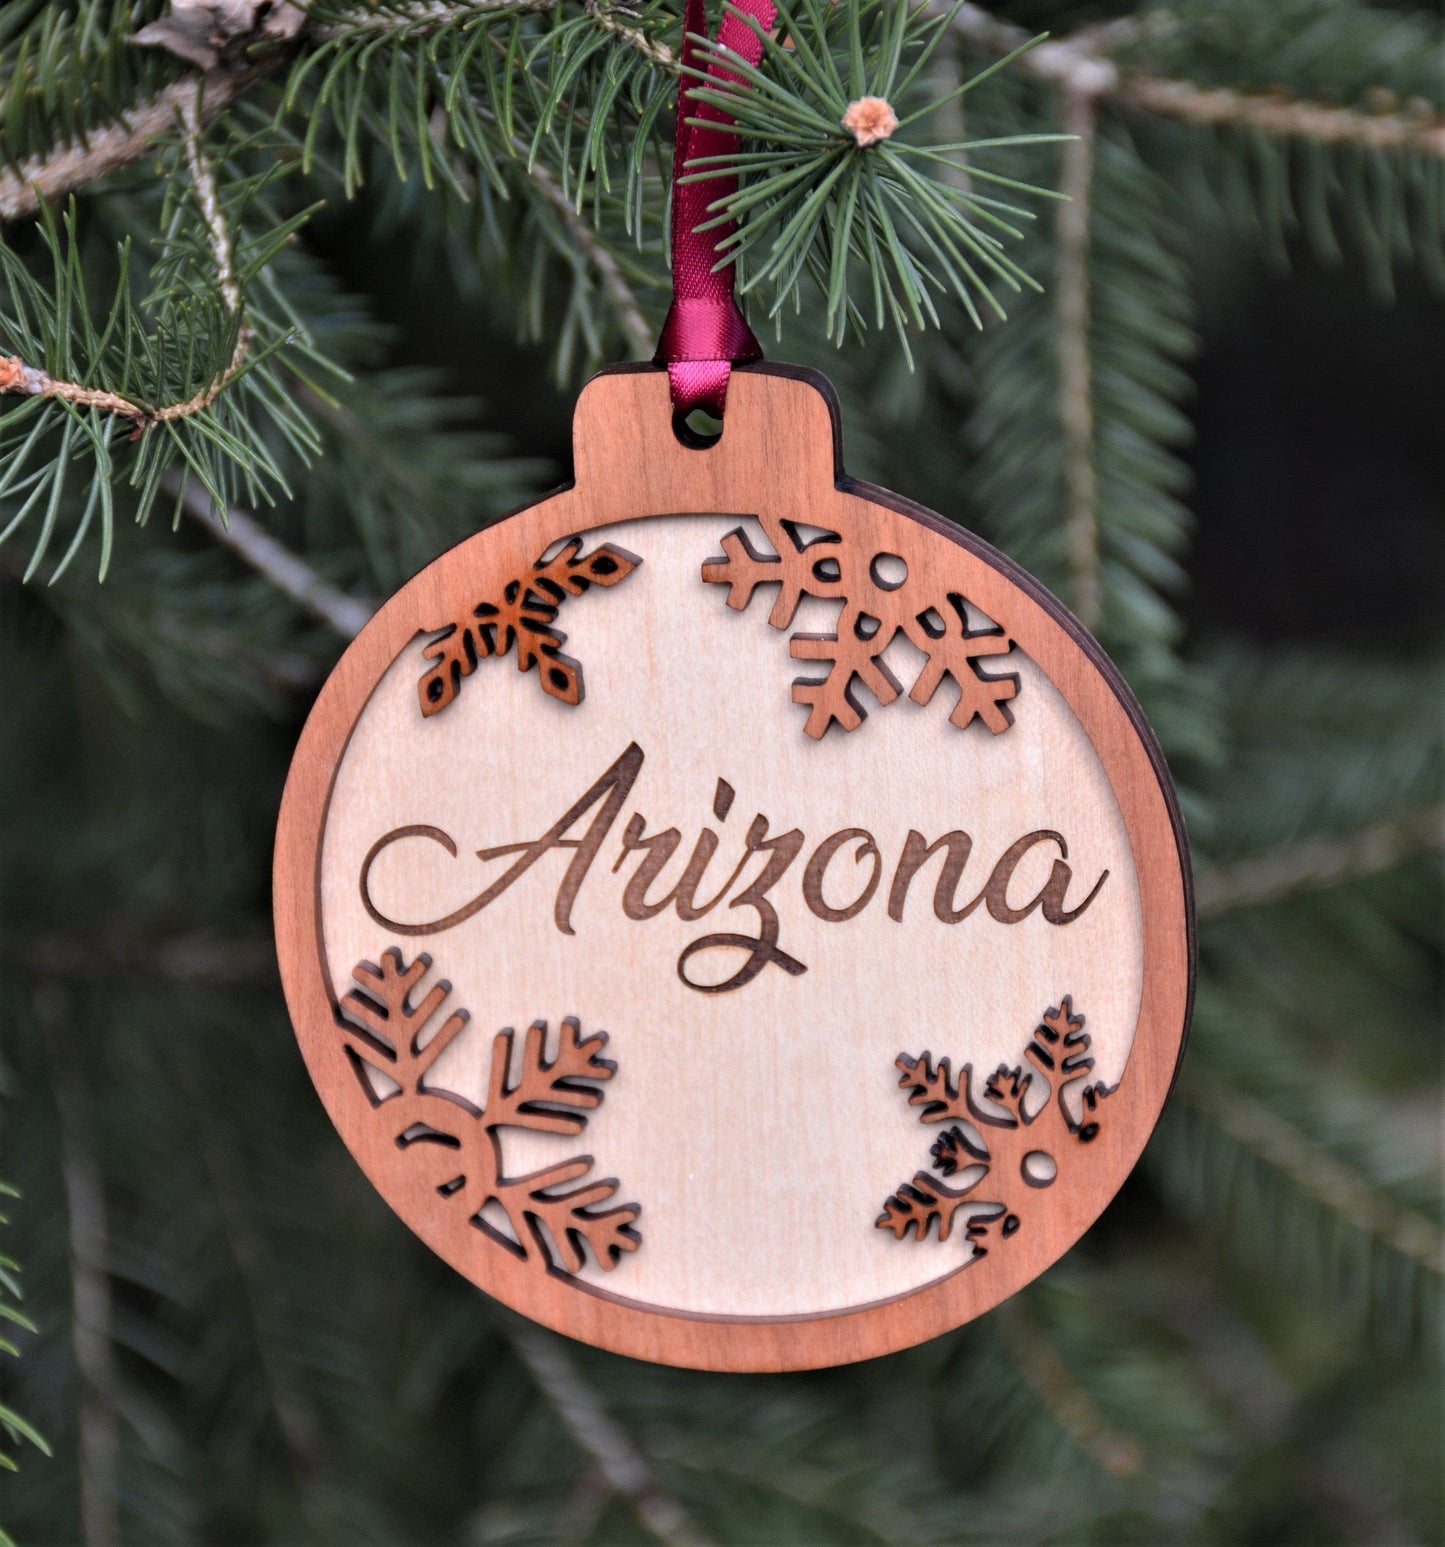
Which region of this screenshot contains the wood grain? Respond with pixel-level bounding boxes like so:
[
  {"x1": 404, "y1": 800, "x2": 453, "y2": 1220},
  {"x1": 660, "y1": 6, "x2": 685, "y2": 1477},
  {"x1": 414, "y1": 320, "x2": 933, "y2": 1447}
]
[{"x1": 273, "y1": 362, "x2": 1193, "y2": 1372}]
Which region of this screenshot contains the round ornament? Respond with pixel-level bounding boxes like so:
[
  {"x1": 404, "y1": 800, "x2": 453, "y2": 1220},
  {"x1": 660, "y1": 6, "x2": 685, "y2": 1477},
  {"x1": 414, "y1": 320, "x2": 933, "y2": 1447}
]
[{"x1": 274, "y1": 362, "x2": 1193, "y2": 1371}]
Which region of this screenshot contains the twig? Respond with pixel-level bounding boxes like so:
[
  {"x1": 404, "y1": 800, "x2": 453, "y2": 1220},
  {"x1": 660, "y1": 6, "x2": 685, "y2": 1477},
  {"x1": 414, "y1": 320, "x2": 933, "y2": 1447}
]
[
  {"x1": 1183, "y1": 1067, "x2": 1445, "y2": 1277},
  {"x1": 520, "y1": 147, "x2": 655, "y2": 359},
  {"x1": 0, "y1": 65, "x2": 267, "y2": 224},
  {"x1": 1122, "y1": 77, "x2": 1445, "y2": 158},
  {"x1": 994, "y1": 1301, "x2": 1144, "y2": 1478},
  {"x1": 947, "y1": 4, "x2": 1445, "y2": 157},
  {"x1": 507, "y1": 1321, "x2": 715, "y2": 1547},
  {"x1": 4, "y1": 927, "x2": 276, "y2": 985},
  {"x1": 584, "y1": 1, "x2": 676, "y2": 69},
  {"x1": 949, "y1": 6, "x2": 1125, "y2": 99},
  {"x1": 125, "y1": 97, "x2": 252, "y2": 422},
  {"x1": 172, "y1": 1038, "x2": 342, "y2": 1539},
  {"x1": 172, "y1": 477, "x2": 375, "y2": 639},
  {"x1": 0, "y1": 357, "x2": 148, "y2": 421},
  {"x1": 36, "y1": 983, "x2": 122, "y2": 1547},
  {"x1": 1054, "y1": 87, "x2": 1100, "y2": 631},
  {"x1": 423, "y1": 85, "x2": 657, "y2": 356},
  {"x1": 181, "y1": 91, "x2": 241, "y2": 308},
  {"x1": 308, "y1": 0, "x2": 559, "y2": 43},
  {"x1": 309, "y1": 0, "x2": 674, "y2": 66},
  {"x1": 0, "y1": 104, "x2": 252, "y2": 428},
  {"x1": 1194, "y1": 805, "x2": 1444, "y2": 919}
]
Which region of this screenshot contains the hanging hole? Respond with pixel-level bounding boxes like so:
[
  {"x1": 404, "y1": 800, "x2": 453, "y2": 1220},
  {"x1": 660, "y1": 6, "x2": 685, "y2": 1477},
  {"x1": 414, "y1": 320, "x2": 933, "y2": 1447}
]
[
  {"x1": 870, "y1": 552, "x2": 907, "y2": 591},
  {"x1": 672, "y1": 407, "x2": 724, "y2": 449},
  {"x1": 1021, "y1": 1151, "x2": 1057, "y2": 1188}
]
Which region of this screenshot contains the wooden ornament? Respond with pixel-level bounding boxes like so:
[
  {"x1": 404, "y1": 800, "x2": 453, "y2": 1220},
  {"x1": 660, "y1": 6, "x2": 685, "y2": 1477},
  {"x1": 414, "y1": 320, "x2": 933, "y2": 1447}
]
[{"x1": 274, "y1": 362, "x2": 1194, "y2": 1373}]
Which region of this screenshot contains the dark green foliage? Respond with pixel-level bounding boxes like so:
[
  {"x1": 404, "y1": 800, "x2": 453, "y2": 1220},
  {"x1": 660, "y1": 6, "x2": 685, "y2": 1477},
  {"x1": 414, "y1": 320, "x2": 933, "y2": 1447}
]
[
  {"x1": 0, "y1": 1, "x2": 175, "y2": 168},
  {"x1": 0, "y1": 141, "x2": 327, "y2": 577},
  {"x1": 0, "y1": 1, "x2": 1441, "y2": 1543},
  {"x1": 1121, "y1": 0, "x2": 1445, "y2": 291},
  {"x1": 1, "y1": 0, "x2": 1060, "y2": 580},
  {"x1": 0, "y1": 1180, "x2": 49, "y2": 1507},
  {"x1": 685, "y1": 2, "x2": 1066, "y2": 347}
]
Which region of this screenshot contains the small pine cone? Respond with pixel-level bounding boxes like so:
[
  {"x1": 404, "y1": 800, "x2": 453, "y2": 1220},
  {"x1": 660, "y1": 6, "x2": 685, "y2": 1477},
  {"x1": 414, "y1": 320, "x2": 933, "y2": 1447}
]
[{"x1": 842, "y1": 96, "x2": 899, "y2": 148}]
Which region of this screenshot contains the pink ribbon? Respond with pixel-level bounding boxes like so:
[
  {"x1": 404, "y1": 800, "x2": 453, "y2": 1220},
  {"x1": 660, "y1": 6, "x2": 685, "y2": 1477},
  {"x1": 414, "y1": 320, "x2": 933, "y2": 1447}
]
[{"x1": 655, "y1": 0, "x2": 778, "y2": 420}]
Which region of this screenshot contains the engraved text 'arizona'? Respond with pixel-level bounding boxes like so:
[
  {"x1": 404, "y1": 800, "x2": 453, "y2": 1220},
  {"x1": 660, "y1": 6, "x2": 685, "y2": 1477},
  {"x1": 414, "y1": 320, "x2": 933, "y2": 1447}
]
[{"x1": 359, "y1": 743, "x2": 1109, "y2": 995}]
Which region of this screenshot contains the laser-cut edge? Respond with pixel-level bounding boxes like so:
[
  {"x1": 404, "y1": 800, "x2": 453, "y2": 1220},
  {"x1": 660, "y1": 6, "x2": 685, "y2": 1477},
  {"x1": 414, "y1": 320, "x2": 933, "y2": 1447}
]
[
  {"x1": 338, "y1": 946, "x2": 642, "y2": 1276},
  {"x1": 417, "y1": 537, "x2": 639, "y2": 717},
  {"x1": 879, "y1": 995, "x2": 1113, "y2": 1253}
]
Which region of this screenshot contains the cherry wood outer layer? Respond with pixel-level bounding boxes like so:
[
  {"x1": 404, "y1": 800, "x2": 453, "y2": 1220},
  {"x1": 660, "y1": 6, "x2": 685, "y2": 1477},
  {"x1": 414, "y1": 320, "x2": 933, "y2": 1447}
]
[{"x1": 274, "y1": 362, "x2": 1194, "y2": 1372}]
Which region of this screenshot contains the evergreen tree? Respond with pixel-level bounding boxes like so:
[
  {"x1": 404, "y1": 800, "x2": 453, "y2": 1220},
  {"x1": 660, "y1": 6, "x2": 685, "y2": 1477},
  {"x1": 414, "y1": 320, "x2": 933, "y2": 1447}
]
[{"x1": 0, "y1": 2, "x2": 1440, "y2": 1542}]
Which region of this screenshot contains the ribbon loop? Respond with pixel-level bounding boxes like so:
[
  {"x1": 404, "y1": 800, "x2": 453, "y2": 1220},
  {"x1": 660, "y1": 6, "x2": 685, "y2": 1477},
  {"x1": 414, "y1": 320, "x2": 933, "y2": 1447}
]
[{"x1": 656, "y1": 0, "x2": 777, "y2": 421}]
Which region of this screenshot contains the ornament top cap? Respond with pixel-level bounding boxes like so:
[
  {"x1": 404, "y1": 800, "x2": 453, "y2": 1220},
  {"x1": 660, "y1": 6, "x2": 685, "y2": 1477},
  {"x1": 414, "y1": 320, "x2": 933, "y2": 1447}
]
[{"x1": 572, "y1": 363, "x2": 840, "y2": 504}]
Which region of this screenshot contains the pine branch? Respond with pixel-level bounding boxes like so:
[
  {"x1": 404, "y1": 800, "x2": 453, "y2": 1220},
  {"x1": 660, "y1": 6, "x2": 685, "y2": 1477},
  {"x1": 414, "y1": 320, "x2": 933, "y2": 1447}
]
[
  {"x1": 1181, "y1": 1067, "x2": 1445, "y2": 1279},
  {"x1": 0, "y1": 1181, "x2": 47, "y2": 1483},
  {"x1": 0, "y1": 160, "x2": 325, "y2": 575},
  {"x1": 0, "y1": 0, "x2": 677, "y2": 230},
  {"x1": 507, "y1": 1322, "x2": 714, "y2": 1547},
  {"x1": 684, "y1": 6, "x2": 1066, "y2": 348},
  {"x1": 173, "y1": 478, "x2": 374, "y2": 639},
  {"x1": 36, "y1": 982, "x2": 121, "y2": 1547},
  {"x1": 309, "y1": 0, "x2": 674, "y2": 64},
  {"x1": 7, "y1": 2, "x2": 1065, "y2": 364},
  {"x1": 6, "y1": 1, "x2": 1427, "y2": 242},
  {"x1": 949, "y1": 4, "x2": 1445, "y2": 157},
  {"x1": 172, "y1": 1037, "x2": 341, "y2": 1538},
  {"x1": 1, "y1": 105, "x2": 251, "y2": 430},
  {"x1": 1053, "y1": 86, "x2": 1099, "y2": 629},
  {"x1": 994, "y1": 1301, "x2": 1144, "y2": 1479},
  {"x1": 1, "y1": 927, "x2": 276, "y2": 984},
  {"x1": 308, "y1": 0, "x2": 560, "y2": 42},
  {"x1": 521, "y1": 145, "x2": 653, "y2": 359},
  {"x1": 1195, "y1": 806, "x2": 1444, "y2": 919},
  {"x1": 961, "y1": 108, "x2": 1202, "y2": 750},
  {"x1": 0, "y1": 63, "x2": 270, "y2": 224},
  {"x1": 1122, "y1": 77, "x2": 1445, "y2": 157}
]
